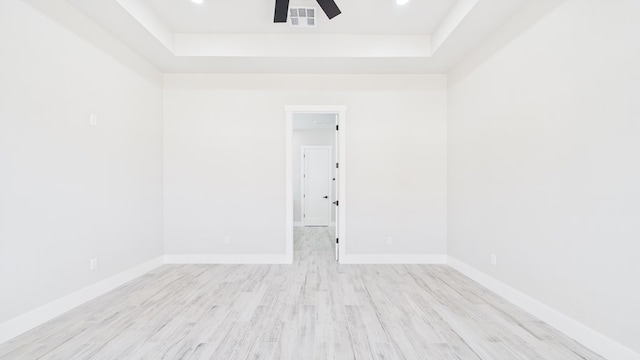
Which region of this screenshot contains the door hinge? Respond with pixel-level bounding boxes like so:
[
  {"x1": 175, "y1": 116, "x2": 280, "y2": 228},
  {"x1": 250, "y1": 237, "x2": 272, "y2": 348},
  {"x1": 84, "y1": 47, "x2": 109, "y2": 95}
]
[
  {"x1": 336, "y1": 124, "x2": 339, "y2": 131},
  {"x1": 336, "y1": 238, "x2": 339, "y2": 244},
  {"x1": 336, "y1": 162, "x2": 339, "y2": 169}
]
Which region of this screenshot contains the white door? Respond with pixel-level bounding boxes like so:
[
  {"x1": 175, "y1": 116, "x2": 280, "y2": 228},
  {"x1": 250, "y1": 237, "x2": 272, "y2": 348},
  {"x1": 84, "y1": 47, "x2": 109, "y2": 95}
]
[{"x1": 302, "y1": 147, "x2": 331, "y2": 226}]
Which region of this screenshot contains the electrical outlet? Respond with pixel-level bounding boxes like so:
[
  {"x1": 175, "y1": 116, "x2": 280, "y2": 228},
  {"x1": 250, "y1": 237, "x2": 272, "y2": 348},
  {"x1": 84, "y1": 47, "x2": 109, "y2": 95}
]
[
  {"x1": 89, "y1": 114, "x2": 98, "y2": 127},
  {"x1": 89, "y1": 258, "x2": 98, "y2": 271},
  {"x1": 491, "y1": 253, "x2": 497, "y2": 266},
  {"x1": 224, "y1": 236, "x2": 230, "y2": 245},
  {"x1": 386, "y1": 236, "x2": 393, "y2": 245}
]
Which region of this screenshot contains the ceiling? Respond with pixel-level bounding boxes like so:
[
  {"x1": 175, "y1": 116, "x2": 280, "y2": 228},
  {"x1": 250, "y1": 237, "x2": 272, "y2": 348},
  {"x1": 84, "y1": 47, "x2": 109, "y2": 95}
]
[
  {"x1": 65, "y1": 0, "x2": 530, "y2": 74},
  {"x1": 139, "y1": 0, "x2": 455, "y2": 35}
]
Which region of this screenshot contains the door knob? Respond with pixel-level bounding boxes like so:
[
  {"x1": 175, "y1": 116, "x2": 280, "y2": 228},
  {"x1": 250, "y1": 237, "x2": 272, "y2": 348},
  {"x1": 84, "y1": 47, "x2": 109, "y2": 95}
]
[{"x1": 323, "y1": 196, "x2": 328, "y2": 199}]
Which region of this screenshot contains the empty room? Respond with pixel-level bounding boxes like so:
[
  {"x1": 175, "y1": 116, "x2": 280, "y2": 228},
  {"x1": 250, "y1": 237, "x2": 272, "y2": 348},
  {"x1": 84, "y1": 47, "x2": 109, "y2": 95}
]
[{"x1": 1, "y1": 0, "x2": 639, "y2": 359}]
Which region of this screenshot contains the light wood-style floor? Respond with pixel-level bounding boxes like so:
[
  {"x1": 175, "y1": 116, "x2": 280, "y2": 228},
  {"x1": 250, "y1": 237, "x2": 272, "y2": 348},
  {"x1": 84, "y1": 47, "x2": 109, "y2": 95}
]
[{"x1": 0, "y1": 227, "x2": 605, "y2": 360}]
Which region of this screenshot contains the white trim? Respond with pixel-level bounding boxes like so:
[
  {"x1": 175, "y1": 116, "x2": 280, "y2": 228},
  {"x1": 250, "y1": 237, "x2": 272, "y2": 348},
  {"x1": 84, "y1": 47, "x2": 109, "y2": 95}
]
[
  {"x1": 164, "y1": 254, "x2": 290, "y2": 264},
  {"x1": 301, "y1": 146, "x2": 332, "y2": 227},
  {"x1": 294, "y1": 222, "x2": 334, "y2": 228},
  {"x1": 333, "y1": 111, "x2": 341, "y2": 262},
  {"x1": 286, "y1": 109, "x2": 294, "y2": 264},
  {"x1": 0, "y1": 256, "x2": 164, "y2": 344},
  {"x1": 301, "y1": 146, "x2": 305, "y2": 226},
  {"x1": 286, "y1": 105, "x2": 347, "y2": 264},
  {"x1": 336, "y1": 109, "x2": 346, "y2": 263},
  {"x1": 447, "y1": 257, "x2": 640, "y2": 360},
  {"x1": 340, "y1": 254, "x2": 447, "y2": 264}
]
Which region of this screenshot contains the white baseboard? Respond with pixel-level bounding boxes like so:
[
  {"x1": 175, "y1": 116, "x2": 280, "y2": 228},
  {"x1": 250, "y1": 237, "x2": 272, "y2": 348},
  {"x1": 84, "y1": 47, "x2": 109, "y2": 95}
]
[
  {"x1": 0, "y1": 256, "x2": 164, "y2": 344},
  {"x1": 293, "y1": 222, "x2": 335, "y2": 227},
  {"x1": 447, "y1": 257, "x2": 640, "y2": 360},
  {"x1": 340, "y1": 254, "x2": 447, "y2": 264},
  {"x1": 164, "y1": 254, "x2": 291, "y2": 264}
]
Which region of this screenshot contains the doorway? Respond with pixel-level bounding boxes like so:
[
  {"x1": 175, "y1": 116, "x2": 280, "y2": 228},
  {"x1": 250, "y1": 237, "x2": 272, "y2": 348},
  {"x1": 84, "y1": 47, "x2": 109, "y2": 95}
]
[{"x1": 285, "y1": 106, "x2": 346, "y2": 263}]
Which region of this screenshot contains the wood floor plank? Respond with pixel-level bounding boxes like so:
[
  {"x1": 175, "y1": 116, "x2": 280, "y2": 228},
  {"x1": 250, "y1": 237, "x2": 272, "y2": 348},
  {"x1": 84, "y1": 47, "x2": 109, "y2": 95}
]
[{"x1": 0, "y1": 227, "x2": 606, "y2": 360}]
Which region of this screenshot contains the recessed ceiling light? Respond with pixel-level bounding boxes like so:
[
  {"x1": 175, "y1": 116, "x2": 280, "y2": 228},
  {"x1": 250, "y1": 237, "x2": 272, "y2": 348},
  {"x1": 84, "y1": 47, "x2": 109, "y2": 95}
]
[
  {"x1": 396, "y1": 0, "x2": 410, "y2": 5},
  {"x1": 191, "y1": 0, "x2": 204, "y2": 4}
]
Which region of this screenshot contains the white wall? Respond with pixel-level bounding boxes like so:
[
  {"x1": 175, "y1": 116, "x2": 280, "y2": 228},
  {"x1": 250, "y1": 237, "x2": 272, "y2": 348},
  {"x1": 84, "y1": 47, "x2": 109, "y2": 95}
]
[
  {"x1": 292, "y1": 129, "x2": 336, "y2": 224},
  {"x1": 4, "y1": 0, "x2": 638, "y2": 355},
  {"x1": 448, "y1": 0, "x2": 640, "y2": 355},
  {"x1": 163, "y1": 74, "x2": 447, "y2": 257},
  {"x1": 0, "y1": 0, "x2": 163, "y2": 324}
]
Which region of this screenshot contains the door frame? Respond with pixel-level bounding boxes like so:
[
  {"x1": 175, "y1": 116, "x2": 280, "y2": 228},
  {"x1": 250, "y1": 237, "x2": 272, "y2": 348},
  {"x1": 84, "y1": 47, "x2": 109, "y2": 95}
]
[
  {"x1": 286, "y1": 105, "x2": 347, "y2": 264},
  {"x1": 301, "y1": 146, "x2": 333, "y2": 227}
]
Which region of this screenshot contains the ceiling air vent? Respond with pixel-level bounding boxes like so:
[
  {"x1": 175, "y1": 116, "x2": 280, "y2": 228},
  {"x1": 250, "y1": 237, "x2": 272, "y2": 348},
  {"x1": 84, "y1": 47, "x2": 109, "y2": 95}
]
[{"x1": 289, "y1": 7, "x2": 316, "y2": 27}]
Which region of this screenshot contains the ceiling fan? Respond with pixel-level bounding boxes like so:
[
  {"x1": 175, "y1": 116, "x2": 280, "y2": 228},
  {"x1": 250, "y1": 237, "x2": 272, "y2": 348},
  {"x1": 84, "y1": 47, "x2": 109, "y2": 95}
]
[{"x1": 274, "y1": 0, "x2": 341, "y2": 23}]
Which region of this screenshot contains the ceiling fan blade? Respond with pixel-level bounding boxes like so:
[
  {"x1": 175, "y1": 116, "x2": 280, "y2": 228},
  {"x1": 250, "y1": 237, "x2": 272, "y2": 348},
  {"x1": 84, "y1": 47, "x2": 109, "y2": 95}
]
[
  {"x1": 274, "y1": 0, "x2": 290, "y2": 23},
  {"x1": 316, "y1": 0, "x2": 341, "y2": 19}
]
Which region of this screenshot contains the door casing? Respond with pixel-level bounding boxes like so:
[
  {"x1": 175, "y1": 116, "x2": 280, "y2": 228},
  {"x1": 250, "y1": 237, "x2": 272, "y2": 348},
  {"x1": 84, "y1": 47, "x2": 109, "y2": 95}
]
[{"x1": 286, "y1": 105, "x2": 346, "y2": 264}]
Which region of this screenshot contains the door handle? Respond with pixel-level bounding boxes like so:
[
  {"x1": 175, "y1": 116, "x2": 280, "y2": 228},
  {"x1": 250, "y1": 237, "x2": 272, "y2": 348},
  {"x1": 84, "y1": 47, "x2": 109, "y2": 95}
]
[{"x1": 323, "y1": 196, "x2": 328, "y2": 199}]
